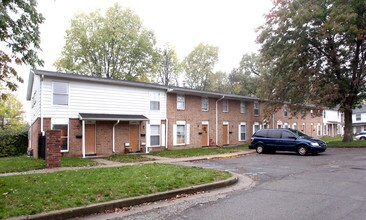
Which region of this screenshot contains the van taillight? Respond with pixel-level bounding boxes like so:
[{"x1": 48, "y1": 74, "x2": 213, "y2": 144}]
[{"x1": 251, "y1": 137, "x2": 254, "y2": 143}]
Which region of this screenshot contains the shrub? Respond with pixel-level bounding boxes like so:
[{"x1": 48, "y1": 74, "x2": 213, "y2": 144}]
[{"x1": 0, "y1": 127, "x2": 28, "y2": 157}]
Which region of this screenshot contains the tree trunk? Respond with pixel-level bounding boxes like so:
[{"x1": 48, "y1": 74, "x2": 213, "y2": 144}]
[{"x1": 342, "y1": 108, "x2": 353, "y2": 142}]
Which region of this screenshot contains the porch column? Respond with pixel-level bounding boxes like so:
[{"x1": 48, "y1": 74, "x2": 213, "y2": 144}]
[{"x1": 82, "y1": 120, "x2": 86, "y2": 158}]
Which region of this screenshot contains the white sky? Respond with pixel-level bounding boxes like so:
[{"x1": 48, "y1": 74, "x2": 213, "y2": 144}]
[{"x1": 16, "y1": 0, "x2": 273, "y2": 121}]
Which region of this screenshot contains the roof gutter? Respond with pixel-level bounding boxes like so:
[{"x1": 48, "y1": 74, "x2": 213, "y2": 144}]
[{"x1": 215, "y1": 96, "x2": 225, "y2": 146}]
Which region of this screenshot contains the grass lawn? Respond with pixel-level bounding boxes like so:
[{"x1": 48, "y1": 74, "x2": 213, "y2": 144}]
[
  {"x1": 150, "y1": 144, "x2": 250, "y2": 158},
  {"x1": 0, "y1": 164, "x2": 232, "y2": 219},
  {"x1": 320, "y1": 136, "x2": 366, "y2": 147},
  {"x1": 0, "y1": 156, "x2": 99, "y2": 174},
  {"x1": 106, "y1": 154, "x2": 155, "y2": 163}
]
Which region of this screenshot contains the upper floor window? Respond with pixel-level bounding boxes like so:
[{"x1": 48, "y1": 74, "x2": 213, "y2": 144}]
[
  {"x1": 284, "y1": 106, "x2": 288, "y2": 117},
  {"x1": 53, "y1": 82, "x2": 69, "y2": 105},
  {"x1": 150, "y1": 92, "x2": 160, "y2": 110},
  {"x1": 201, "y1": 97, "x2": 209, "y2": 111},
  {"x1": 254, "y1": 101, "x2": 260, "y2": 116},
  {"x1": 240, "y1": 101, "x2": 246, "y2": 113},
  {"x1": 223, "y1": 99, "x2": 229, "y2": 112},
  {"x1": 177, "y1": 95, "x2": 185, "y2": 110},
  {"x1": 356, "y1": 113, "x2": 361, "y2": 121}
]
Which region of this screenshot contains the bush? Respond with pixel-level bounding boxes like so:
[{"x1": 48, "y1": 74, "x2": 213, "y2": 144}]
[{"x1": 0, "y1": 128, "x2": 28, "y2": 157}]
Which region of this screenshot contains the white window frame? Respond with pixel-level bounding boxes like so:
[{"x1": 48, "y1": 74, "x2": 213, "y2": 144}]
[
  {"x1": 356, "y1": 113, "x2": 361, "y2": 121},
  {"x1": 284, "y1": 106, "x2": 288, "y2": 117},
  {"x1": 238, "y1": 122, "x2": 246, "y2": 141},
  {"x1": 240, "y1": 101, "x2": 246, "y2": 113},
  {"x1": 201, "y1": 97, "x2": 209, "y2": 111},
  {"x1": 150, "y1": 125, "x2": 160, "y2": 146},
  {"x1": 173, "y1": 121, "x2": 190, "y2": 146},
  {"x1": 52, "y1": 82, "x2": 69, "y2": 106},
  {"x1": 150, "y1": 92, "x2": 160, "y2": 110},
  {"x1": 177, "y1": 95, "x2": 185, "y2": 110},
  {"x1": 223, "y1": 99, "x2": 229, "y2": 112},
  {"x1": 254, "y1": 101, "x2": 260, "y2": 116},
  {"x1": 51, "y1": 118, "x2": 69, "y2": 152}
]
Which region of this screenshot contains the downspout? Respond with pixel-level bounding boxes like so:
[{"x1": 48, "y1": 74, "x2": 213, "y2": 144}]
[
  {"x1": 112, "y1": 120, "x2": 120, "y2": 153},
  {"x1": 40, "y1": 74, "x2": 45, "y2": 136},
  {"x1": 215, "y1": 96, "x2": 225, "y2": 146}
]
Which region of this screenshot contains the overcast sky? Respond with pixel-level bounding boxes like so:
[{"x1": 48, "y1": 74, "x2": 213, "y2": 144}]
[{"x1": 17, "y1": 0, "x2": 273, "y2": 120}]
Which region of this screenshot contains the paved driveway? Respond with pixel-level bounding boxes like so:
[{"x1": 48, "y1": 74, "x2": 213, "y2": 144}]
[{"x1": 86, "y1": 148, "x2": 366, "y2": 220}]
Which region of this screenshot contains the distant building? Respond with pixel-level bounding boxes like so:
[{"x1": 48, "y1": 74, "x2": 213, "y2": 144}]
[{"x1": 352, "y1": 106, "x2": 366, "y2": 134}]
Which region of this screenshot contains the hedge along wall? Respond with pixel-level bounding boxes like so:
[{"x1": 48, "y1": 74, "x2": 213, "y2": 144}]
[{"x1": 0, "y1": 129, "x2": 28, "y2": 157}]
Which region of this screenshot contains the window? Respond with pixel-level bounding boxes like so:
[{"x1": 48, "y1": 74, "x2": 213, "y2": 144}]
[
  {"x1": 324, "y1": 110, "x2": 326, "y2": 118},
  {"x1": 53, "y1": 82, "x2": 69, "y2": 105},
  {"x1": 284, "y1": 106, "x2": 288, "y2": 117},
  {"x1": 177, "y1": 95, "x2": 185, "y2": 110},
  {"x1": 223, "y1": 99, "x2": 229, "y2": 112},
  {"x1": 150, "y1": 125, "x2": 160, "y2": 146},
  {"x1": 240, "y1": 101, "x2": 246, "y2": 113},
  {"x1": 201, "y1": 97, "x2": 209, "y2": 111},
  {"x1": 254, "y1": 101, "x2": 260, "y2": 116},
  {"x1": 267, "y1": 130, "x2": 281, "y2": 138},
  {"x1": 356, "y1": 113, "x2": 361, "y2": 121},
  {"x1": 253, "y1": 123, "x2": 260, "y2": 134},
  {"x1": 239, "y1": 123, "x2": 246, "y2": 141},
  {"x1": 177, "y1": 125, "x2": 186, "y2": 144},
  {"x1": 52, "y1": 124, "x2": 68, "y2": 151},
  {"x1": 150, "y1": 92, "x2": 160, "y2": 110},
  {"x1": 293, "y1": 123, "x2": 297, "y2": 130},
  {"x1": 282, "y1": 131, "x2": 295, "y2": 139}
]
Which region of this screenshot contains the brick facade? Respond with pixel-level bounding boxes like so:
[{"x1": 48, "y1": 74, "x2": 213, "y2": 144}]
[{"x1": 45, "y1": 130, "x2": 61, "y2": 168}]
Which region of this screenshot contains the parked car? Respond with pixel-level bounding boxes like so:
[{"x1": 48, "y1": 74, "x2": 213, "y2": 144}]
[
  {"x1": 249, "y1": 128, "x2": 327, "y2": 156},
  {"x1": 354, "y1": 131, "x2": 366, "y2": 140}
]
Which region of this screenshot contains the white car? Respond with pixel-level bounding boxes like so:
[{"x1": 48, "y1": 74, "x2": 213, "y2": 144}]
[{"x1": 355, "y1": 131, "x2": 366, "y2": 140}]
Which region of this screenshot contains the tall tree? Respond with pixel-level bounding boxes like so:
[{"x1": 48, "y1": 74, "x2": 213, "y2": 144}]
[
  {"x1": 229, "y1": 53, "x2": 262, "y2": 96},
  {"x1": 206, "y1": 71, "x2": 231, "y2": 93},
  {"x1": 257, "y1": 0, "x2": 366, "y2": 142},
  {"x1": 182, "y1": 43, "x2": 219, "y2": 90},
  {"x1": 0, "y1": 0, "x2": 44, "y2": 98},
  {"x1": 156, "y1": 45, "x2": 180, "y2": 86},
  {"x1": 55, "y1": 3, "x2": 158, "y2": 82}
]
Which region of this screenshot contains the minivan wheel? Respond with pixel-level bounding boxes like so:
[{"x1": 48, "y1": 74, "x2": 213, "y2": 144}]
[
  {"x1": 256, "y1": 144, "x2": 264, "y2": 154},
  {"x1": 360, "y1": 136, "x2": 366, "y2": 140},
  {"x1": 297, "y1": 146, "x2": 307, "y2": 156}
]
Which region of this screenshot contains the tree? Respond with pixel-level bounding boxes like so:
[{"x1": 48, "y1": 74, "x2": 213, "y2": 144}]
[
  {"x1": 182, "y1": 43, "x2": 219, "y2": 90},
  {"x1": 205, "y1": 71, "x2": 231, "y2": 93},
  {"x1": 0, "y1": 0, "x2": 44, "y2": 98},
  {"x1": 55, "y1": 3, "x2": 158, "y2": 82},
  {"x1": 257, "y1": 0, "x2": 366, "y2": 142},
  {"x1": 228, "y1": 53, "x2": 262, "y2": 96},
  {"x1": 0, "y1": 92, "x2": 24, "y2": 129},
  {"x1": 156, "y1": 44, "x2": 180, "y2": 86}
]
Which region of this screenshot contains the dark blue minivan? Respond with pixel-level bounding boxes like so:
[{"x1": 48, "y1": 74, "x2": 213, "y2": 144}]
[{"x1": 249, "y1": 128, "x2": 327, "y2": 156}]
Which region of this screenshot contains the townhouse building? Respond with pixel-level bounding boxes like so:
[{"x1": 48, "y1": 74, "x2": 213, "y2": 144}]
[
  {"x1": 352, "y1": 106, "x2": 366, "y2": 134},
  {"x1": 323, "y1": 108, "x2": 344, "y2": 136},
  {"x1": 27, "y1": 69, "x2": 326, "y2": 158}
]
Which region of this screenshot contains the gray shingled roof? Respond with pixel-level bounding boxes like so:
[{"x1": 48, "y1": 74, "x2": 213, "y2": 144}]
[
  {"x1": 353, "y1": 106, "x2": 366, "y2": 114},
  {"x1": 27, "y1": 69, "x2": 259, "y2": 101},
  {"x1": 79, "y1": 113, "x2": 148, "y2": 121}
]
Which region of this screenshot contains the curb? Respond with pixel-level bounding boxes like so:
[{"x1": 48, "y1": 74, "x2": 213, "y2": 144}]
[{"x1": 10, "y1": 175, "x2": 239, "y2": 220}]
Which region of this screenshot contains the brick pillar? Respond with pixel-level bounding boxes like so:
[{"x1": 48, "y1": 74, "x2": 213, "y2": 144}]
[{"x1": 45, "y1": 130, "x2": 61, "y2": 168}]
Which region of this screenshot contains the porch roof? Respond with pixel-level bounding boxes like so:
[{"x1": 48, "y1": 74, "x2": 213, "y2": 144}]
[{"x1": 79, "y1": 113, "x2": 148, "y2": 121}]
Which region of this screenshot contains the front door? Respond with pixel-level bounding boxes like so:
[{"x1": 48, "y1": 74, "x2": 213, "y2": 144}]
[
  {"x1": 85, "y1": 124, "x2": 96, "y2": 154},
  {"x1": 223, "y1": 124, "x2": 229, "y2": 145},
  {"x1": 130, "y1": 124, "x2": 139, "y2": 152},
  {"x1": 202, "y1": 125, "x2": 208, "y2": 147}
]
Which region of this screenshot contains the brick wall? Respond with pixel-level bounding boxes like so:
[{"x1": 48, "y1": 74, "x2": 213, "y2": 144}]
[
  {"x1": 45, "y1": 130, "x2": 61, "y2": 168},
  {"x1": 30, "y1": 117, "x2": 51, "y2": 159}
]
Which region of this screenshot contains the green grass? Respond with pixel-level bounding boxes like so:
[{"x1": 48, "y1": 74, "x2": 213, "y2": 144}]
[
  {"x1": 150, "y1": 144, "x2": 249, "y2": 158},
  {"x1": 0, "y1": 156, "x2": 44, "y2": 174},
  {"x1": 0, "y1": 164, "x2": 232, "y2": 219},
  {"x1": 106, "y1": 154, "x2": 155, "y2": 163},
  {"x1": 0, "y1": 156, "x2": 99, "y2": 174},
  {"x1": 320, "y1": 135, "x2": 366, "y2": 147}
]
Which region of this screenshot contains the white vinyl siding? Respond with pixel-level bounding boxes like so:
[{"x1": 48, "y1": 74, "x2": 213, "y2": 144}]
[{"x1": 41, "y1": 79, "x2": 166, "y2": 121}]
